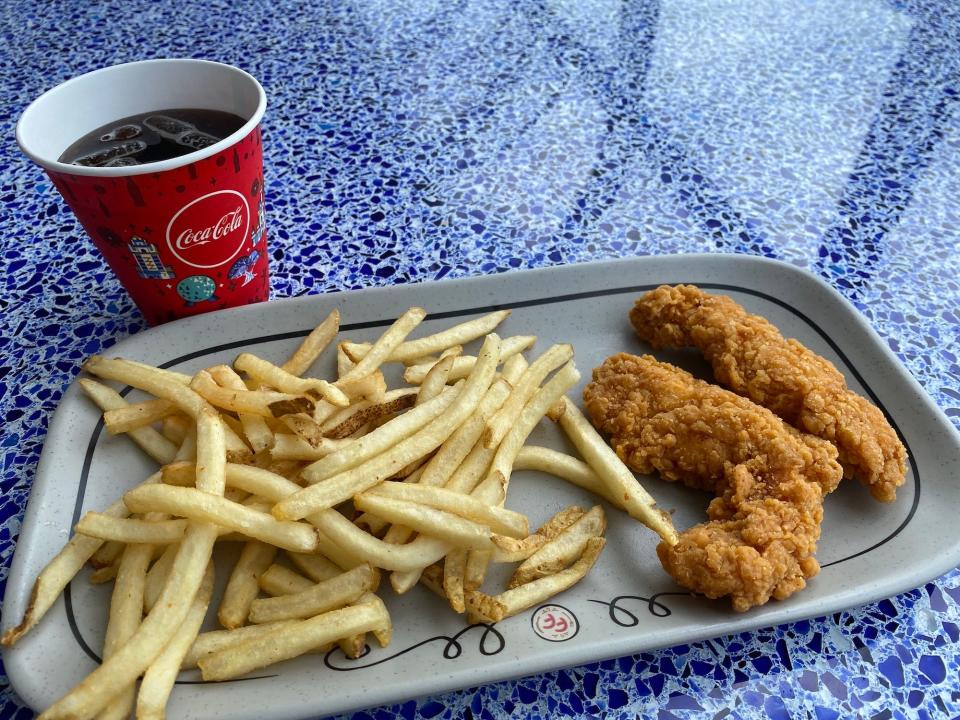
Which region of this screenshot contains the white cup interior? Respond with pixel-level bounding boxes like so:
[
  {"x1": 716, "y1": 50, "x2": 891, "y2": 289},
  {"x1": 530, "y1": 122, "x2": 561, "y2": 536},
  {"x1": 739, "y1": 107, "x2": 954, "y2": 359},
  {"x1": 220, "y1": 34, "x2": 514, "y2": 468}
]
[{"x1": 17, "y1": 59, "x2": 265, "y2": 177}]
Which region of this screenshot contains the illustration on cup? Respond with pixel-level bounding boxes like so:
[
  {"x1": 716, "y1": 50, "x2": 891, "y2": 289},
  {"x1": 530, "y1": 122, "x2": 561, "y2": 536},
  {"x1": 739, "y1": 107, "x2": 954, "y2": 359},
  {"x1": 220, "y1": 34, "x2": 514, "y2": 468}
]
[
  {"x1": 228, "y1": 249, "x2": 261, "y2": 289},
  {"x1": 177, "y1": 274, "x2": 218, "y2": 306},
  {"x1": 249, "y1": 184, "x2": 266, "y2": 247},
  {"x1": 128, "y1": 236, "x2": 176, "y2": 280}
]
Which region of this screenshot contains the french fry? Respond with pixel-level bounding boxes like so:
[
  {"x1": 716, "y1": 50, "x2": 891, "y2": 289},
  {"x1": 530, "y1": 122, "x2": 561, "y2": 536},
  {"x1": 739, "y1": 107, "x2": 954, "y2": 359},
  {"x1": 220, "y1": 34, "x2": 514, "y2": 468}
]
[
  {"x1": 89, "y1": 564, "x2": 119, "y2": 584},
  {"x1": 82, "y1": 357, "x2": 209, "y2": 419},
  {"x1": 75, "y1": 514, "x2": 187, "y2": 545},
  {"x1": 486, "y1": 361, "x2": 581, "y2": 499},
  {"x1": 218, "y1": 542, "x2": 278, "y2": 629},
  {"x1": 366, "y1": 482, "x2": 528, "y2": 538},
  {"x1": 182, "y1": 620, "x2": 305, "y2": 669},
  {"x1": 123, "y1": 484, "x2": 319, "y2": 553},
  {"x1": 20, "y1": 305, "x2": 631, "y2": 720},
  {"x1": 404, "y1": 353, "x2": 440, "y2": 367},
  {"x1": 417, "y1": 378, "x2": 512, "y2": 489},
  {"x1": 198, "y1": 598, "x2": 391, "y2": 682},
  {"x1": 270, "y1": 433, "x2": 352, "y2": 460},
  {"x1": 320, "y1": 389, "x2": 417, "y2": 439},
  {"x1": 463, "y1": 478, "x2": 503, "y2": 594},
  {"x1": 483, "y1": 344, "x2": 574, "y2": 449},
  {"x1": 208, "y1": 365, "x2": 276, "y2": 453},
  {"x1": 509, "y1": 506, "x2": 606, "y2": 587},
  {"x1": 354, "y1": 494, "x2": 494, "y2": 550},
  {"x1": 444, "y1": 440, "x2": 497, "y2": 495},
  {"x1": 241, "y1": 416, "x2": 276, "y2": 454},
  {"x1": 337, "y1": 307, "x2": 427, "y2": 384},
  {"x1": 137, "y1": 562, "x2": 214, "y2": 720},
  {"x1": 443, "y1": 549, "x2": 468, "y2": 613},
  {"x1": 301, "y1": 385, "x2": 460, "y2": 484},
  {"x1": 173, "y1": 426, "x2": 197, "y2": 461},
  {"x1": 287, "y1": 551, "x2": 342, "y2": 583},
  {"x1": 191, "y1": 370, "x2": 314, "y2": 417},
  {"x1": 280, "y1": 413, "x2": 329, "y2": 448},
  {"x1": 96, "y1": 542, "x2": 152, "y2": 720},
  {"x1": 391, "y1": 454, "x2": 431, "y2": 480},
  {"x1": 463, "y1": 549, "x2": 492, "y2": 592},
  {"x1": 268, "y1": 397, "x2": 317, "y2": 418},
  {"x1": 269, "y1": 459, "x2": 305, "y2": 480},
  {"x1": 78, "y1": 379, "x2": 178, "y2": 464},
  {"x1": 513, "y1": 446, "x2": 623, "y2": 508},
  {"x1": 281, "y1": 309, "x2": 340, "y2": 376},
  {"x1": 196, "y1": 407, "x2": 228, "y2": 494},
  {"x1": 234, "y1": 354, "x2": 350, "y2": 407},
  {"x1": 284, "y1": 551, "x2": 372, "y2": 663},
  {"x1": 276, "y1": 335, "x2": 501, "y2": 519},
  {"x1": 102, "y1": 398, "x2": 177, "y2": 435},
  {"x1": 545, "y1": 398, "x2": 566, "y2": 422},
  {"x1": 403, "y1": 335, "x2": 536, "y2": 384},
  {"x1": 417, "y1": 354, "x2": 457, "y2": 404},
  {"x1": 557, "y1": 397, "x2": 678, "y2": 545},
  {"x1": 318, "y1": 511, "x2": 451, "y2": 573},
  {"x1": 161, "y1": 414, "x2": 191, "y2": 444},
  {"x1": 312, "y1": 527, "x2": 367, "y2": 570},
  {"x1": 390, "y1": 568, "x2": 428, "y2": 597},
  {"x1": 143, "y1": 543, "x2": 178, "y2": 613},
  {"x1": 490, "y1": 506, "x2": 586, "y2": 562},
  {"x1": 89, "y1": 540, "x2": 124, "y2": 569},
  {"x1": 336, "y1": 344, "x2": 355, "y2": 378},
  {"x1": 464, "y1": 367, "x2": 592, "y2": 591},
  {"x1": 500, "y1": 352, "x2": 529, "y2": 384},
  {"x1": 259, "y1": 564, "x2": 314, "y2": 596},
  {"x1": 471, "y1": 537, "x2": 606, "y2": 622},
  {"x1": 38, "y1": 408, "x2": 226, "y2": 719},
  {"x1": 336, "y1": 370, "x2": 388, "y2": 402},
  {"x1": 248, "y1": 564, "x2": 379, "y2": 623},
  {"x1": 160, "y1": 460, "x2": 196, "y2": 487},
  {"x1": 211, "y1": 466, "x2": 451, "y2": 574},
  {"x1": 464, "y1": 599, "x2": 503, "y2": 626},
  {"x1": 223, "y1": 421, "x2": 255, "y2": 465},
  {"x1": 41, "y1": 520, "x2": 221, "y2": 719},
  {"x1": 121, "y1": 360, "x2": 193, "y2": 385},
  {"x1": 0, "y1": 471, "x2": 161, "y2": 647},
  {"x1": 344, "y1": 309, "x2": 511, "y2": 363},
  {"x1": 418, "y1": 563, "x2": 446, "y2": 598}
]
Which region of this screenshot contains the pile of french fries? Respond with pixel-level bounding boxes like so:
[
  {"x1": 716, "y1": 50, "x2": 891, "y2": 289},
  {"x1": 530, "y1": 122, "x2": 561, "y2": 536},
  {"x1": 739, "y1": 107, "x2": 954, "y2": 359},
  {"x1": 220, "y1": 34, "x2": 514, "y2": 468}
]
[{"x1": 2, "y1": 307, "x2": 677, "y2": 720}]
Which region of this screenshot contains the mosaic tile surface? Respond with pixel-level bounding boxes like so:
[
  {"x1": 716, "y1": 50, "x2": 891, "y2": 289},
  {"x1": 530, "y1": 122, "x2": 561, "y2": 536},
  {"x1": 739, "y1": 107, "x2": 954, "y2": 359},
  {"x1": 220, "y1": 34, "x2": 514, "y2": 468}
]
[{"x1": 1, "y1": 0, "x2": 959, "y2": 717}]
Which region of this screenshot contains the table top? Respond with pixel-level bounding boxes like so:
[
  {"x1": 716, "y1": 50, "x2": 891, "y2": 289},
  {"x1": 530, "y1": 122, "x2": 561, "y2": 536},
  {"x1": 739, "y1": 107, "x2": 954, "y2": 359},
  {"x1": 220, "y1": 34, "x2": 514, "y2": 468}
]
[{"x1": 2, "y1": 0, "x2": 959, "y2": 718}]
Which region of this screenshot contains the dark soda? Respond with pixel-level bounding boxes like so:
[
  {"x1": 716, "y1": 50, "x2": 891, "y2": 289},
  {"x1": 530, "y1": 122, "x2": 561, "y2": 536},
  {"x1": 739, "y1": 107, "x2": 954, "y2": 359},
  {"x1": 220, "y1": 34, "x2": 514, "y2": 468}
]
[{"x1": 58, "y1": 108, "x2": 246, "y2": 167}]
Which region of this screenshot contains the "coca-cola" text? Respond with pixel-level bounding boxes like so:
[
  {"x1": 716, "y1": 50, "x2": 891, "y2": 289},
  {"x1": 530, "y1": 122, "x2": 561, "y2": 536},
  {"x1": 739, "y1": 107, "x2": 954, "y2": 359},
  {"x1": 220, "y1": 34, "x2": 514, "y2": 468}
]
[{"x1": 175, "y1": 207, "x2": 244, "y2": 250}]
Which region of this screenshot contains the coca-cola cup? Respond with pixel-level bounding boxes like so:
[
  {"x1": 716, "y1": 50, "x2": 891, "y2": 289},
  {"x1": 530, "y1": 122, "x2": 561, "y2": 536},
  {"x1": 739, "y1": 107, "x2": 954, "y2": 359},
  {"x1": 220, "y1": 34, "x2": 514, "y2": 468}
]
[{"x1": 17, "y1": 59, "x2": 269, "y2": 325}]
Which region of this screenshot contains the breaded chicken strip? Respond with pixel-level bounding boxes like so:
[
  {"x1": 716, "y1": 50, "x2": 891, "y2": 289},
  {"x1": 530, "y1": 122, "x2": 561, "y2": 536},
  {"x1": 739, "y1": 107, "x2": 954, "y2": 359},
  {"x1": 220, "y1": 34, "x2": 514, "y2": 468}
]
[
  {"x1": 630, "y1": 285, "x2": 907, "y2": 502},
  {"x1": 584, "y1": 353, "x2": 842, "y2": 611}
]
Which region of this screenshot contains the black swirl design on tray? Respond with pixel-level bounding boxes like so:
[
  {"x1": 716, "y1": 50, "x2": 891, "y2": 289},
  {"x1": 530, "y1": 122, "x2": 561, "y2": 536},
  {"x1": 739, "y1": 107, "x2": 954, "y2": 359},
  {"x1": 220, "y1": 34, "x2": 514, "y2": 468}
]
[
  {"x1": 322, "y1": 623, "x2": 505, "y2": 671},
  {"x1": 588, "y1": 592, "x2": 692, "y2": 625}
]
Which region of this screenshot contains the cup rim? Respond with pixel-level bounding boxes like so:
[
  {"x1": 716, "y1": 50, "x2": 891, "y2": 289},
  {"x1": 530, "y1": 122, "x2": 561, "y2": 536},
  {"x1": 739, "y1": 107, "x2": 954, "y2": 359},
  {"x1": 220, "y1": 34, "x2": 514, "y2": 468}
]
[{"x1": 16, "y1": 58, "x2": 267, "y2": 178}]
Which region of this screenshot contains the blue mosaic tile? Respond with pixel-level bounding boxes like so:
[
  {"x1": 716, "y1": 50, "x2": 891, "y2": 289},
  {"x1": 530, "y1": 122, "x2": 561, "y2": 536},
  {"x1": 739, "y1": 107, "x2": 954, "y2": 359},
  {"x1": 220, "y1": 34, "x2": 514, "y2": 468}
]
[{"x1": 2, "y1": 0, "x2": 960, "y2": 718}]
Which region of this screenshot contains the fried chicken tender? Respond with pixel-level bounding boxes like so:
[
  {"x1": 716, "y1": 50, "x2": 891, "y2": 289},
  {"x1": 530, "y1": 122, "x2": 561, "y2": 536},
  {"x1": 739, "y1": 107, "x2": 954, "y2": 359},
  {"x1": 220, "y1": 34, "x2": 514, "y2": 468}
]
[
  {"x1": 583, "y1": 353, "x2": 842, "y2": 611},
  {"x1": 630, "y1": 284, "x2": 907, "y2": 502}
]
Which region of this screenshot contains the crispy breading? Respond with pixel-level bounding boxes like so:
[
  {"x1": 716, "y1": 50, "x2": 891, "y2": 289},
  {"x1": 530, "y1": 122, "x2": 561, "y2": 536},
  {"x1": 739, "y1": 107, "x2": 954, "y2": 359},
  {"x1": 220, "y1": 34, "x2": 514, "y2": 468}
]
[
  {"x1": 630, "y1": 284, "x2": 907, "y2": 502},
  {"x1": 583, "y1": 353, "x2": 842, "y2": 611}
]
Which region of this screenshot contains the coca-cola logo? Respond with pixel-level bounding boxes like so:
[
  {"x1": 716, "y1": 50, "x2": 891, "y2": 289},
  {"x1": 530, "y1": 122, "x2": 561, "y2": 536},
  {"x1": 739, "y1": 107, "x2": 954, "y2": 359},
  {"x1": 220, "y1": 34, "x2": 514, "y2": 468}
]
[{"x1": 166, "y1": 190, "x2": 250, "y2": 269}]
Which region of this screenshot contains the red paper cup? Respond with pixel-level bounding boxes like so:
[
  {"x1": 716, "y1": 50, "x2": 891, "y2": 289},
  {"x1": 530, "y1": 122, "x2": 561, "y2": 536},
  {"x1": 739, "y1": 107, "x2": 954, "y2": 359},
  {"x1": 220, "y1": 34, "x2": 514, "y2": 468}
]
[{"x1": 17, "y1": 59, "x2": 269, "y2": 325}]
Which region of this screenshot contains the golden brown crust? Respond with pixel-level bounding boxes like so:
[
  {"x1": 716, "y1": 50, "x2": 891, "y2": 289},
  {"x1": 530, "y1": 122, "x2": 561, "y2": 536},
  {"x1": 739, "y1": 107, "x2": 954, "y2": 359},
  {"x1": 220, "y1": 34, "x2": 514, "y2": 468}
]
[
  {"x1": 584, "y1": 353, "x2": 841, "y2": 612},
  {"x1": 630, "y1": 284, "x2": 907, "y2": 502}
]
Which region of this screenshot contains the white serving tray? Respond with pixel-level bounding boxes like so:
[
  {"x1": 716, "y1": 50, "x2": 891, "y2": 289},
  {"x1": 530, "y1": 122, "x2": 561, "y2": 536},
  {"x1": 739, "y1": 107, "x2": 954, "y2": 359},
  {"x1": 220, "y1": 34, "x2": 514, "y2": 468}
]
[{"x1": 5, "y1": 255, "x2": 960, "y2": 719}]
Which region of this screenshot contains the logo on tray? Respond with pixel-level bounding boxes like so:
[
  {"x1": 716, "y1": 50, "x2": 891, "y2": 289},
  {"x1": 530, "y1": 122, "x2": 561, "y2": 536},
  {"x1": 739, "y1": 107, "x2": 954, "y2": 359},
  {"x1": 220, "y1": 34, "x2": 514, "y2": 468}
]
[
  {"x1": 531, "y1": 604, "x2": 579, "y2": 642},
  {"x1": 166, "y1": 189, "x2": 249, "y2": 269}
]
